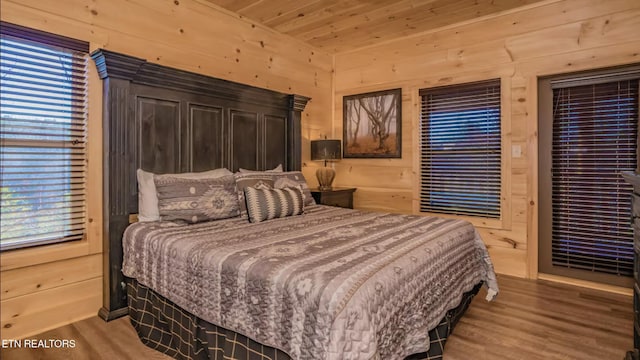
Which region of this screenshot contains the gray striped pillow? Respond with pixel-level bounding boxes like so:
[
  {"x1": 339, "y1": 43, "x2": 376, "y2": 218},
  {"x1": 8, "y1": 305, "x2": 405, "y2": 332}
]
[
  {"x1": 233, "y1": 172, "x2": 275, "y2": 219},
  {"x1": 244, "y1": 186, "x2": 304, "y2": 223},
  {"x1": 271, "y1": 171, "x2": 316, "y2": 206}
]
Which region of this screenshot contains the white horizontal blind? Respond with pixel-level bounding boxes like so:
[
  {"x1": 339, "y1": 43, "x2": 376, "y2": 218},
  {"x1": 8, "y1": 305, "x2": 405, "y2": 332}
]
[
  {"x1": 551, "y1": 79, "x2": 638, "y2": 276},
  {"x1": 0, "y1": 23, "x2": 88, "y2": 251},
  {"x1": 419, "y1": 79, "x2": 501, "y2": 218}
]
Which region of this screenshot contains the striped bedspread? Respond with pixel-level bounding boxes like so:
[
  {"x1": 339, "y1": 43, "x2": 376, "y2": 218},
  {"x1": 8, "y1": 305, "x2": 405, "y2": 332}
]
[{"x1": 122, "y1": 205, "x2": 498, "y2": 360}]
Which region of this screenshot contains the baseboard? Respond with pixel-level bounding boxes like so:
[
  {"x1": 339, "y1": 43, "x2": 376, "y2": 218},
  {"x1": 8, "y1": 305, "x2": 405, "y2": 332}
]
[{"x1": 537, "y1": 273, "x2": 633, "y2": 296}]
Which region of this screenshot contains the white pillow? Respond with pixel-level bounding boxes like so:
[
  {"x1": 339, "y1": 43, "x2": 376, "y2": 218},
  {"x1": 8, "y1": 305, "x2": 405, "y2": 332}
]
[
  {"x1": 136, "y1": 168, "x2": 233, "y2": 222},
  {"x1": 238, "y1": 164, "x2": 283, "y2": 173}
]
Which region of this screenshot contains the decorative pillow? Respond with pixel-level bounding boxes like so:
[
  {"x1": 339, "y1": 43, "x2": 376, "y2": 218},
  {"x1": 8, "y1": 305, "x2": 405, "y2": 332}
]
[
  {"x1": 238, "y1": 164, "x2": 283, "y2": 173},
  {"x1": 274, "y1": 177, "x2": 299, "y2": 189},
  {"x1": 137, "y1": 168, "x2": 232, "y2": 222},
  {"x1": 271, "y1": 171, "x2": 316, "y2": 206},
  {"x1": 244, "y1": 186, "x2": 304, "y2": 223},
  {"x1": 233, "y1": 173, "x2": 275, "y2": 218},
  {"x1": 154, "y1": 174, "x2": 239, "y2": 223}
]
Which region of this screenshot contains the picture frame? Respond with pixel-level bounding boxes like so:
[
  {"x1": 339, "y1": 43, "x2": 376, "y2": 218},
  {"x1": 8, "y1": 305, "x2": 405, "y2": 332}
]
[{"x1": 342, "y1": 88, "x2": 402, "y2": 158}]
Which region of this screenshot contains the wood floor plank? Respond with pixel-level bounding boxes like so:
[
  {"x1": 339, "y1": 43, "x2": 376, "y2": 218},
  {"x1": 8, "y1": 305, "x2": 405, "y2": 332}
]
[{"x1": 0, "y1": 275, "x2": 633, "y2": 359}]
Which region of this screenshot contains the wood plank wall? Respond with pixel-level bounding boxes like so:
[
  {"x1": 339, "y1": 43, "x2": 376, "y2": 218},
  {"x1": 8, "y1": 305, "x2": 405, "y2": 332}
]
[
  {"x1": 0, "y1": 0, "x2": 333, "y2": 339},
  {"x1": 332, "y1": 0, "x2": 640, "y2": 280},
  {"x1": 2, "y1": 0, "x2": 638, "y2": 341}
]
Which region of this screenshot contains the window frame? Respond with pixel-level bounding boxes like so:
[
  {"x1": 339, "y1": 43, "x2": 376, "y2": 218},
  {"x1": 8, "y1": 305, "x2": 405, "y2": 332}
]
[
  {"x1": 416, "y1": 78, "x2": 510, "y2": 231},
  {"x1": 0, "y1": 22, "x2": 90, "y2": 253}
]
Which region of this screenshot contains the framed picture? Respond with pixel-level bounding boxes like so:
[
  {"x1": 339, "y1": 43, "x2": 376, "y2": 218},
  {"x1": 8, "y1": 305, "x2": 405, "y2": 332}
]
[{"x1": 343, "y1": 88, "x2": 401, "y2": 158}]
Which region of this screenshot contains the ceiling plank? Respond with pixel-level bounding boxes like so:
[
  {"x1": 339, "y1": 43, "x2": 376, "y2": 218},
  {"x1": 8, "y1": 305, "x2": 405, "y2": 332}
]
[
  {"x1": 204, "y1": 0, "x2": 550, "y2": 53},
  {"x1": 270, "y1": 0, "x2": 394, "y2": 34},
  {"x1": 238, "y1": 0, "x2": 320, "y2": 24},
  {"x1": 304, "y1": 0, "x2": 547, "y2": 51},
  {"x1": 294, "y1": 0, "x2": 456, "y2": 42}
]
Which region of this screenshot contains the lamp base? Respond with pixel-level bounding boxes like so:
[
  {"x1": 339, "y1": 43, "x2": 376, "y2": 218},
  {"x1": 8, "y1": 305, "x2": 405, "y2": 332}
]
[{"x1": 316, "y1": 167, "x2": 335, "y2": 191}]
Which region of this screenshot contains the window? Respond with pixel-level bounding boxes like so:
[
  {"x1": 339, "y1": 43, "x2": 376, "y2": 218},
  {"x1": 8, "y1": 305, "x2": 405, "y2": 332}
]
[
  {"x1": 0, "y1": 23, "x2": 89, "y2": 251},
  {"x1": 539, "y1": 66, "x2": 640, "y2": 286},
  {"x1": 419, "y1": 79, "x2": 501, "y2": 218}
]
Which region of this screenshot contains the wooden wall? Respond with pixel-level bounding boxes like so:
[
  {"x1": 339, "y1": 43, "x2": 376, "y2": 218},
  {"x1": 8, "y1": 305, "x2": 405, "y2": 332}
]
[
  {"x1": 2, "y1": 0, "x2": 638, "y2": 340},
  {"x1": 332, "y1": 0, "x2": 640, "y2": 280},
  {"x1": 0, "y1": 0, "x2": 333, "y2": 339}
]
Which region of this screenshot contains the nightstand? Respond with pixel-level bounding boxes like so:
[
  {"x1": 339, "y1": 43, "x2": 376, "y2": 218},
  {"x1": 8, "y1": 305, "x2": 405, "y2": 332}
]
[{"x1": 311, "y1": 187, "x2": 356, "y2": 209}]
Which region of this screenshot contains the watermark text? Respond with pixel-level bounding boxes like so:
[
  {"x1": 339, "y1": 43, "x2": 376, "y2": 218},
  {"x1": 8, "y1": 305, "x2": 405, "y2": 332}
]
[{"x1": 1, "y1": 339, "x2": 76, "y2": 349}]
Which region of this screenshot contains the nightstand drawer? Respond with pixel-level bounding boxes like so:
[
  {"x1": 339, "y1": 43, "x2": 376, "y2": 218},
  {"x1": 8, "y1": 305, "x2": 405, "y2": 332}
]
[
  {"x1": 311, "y1": 187, "x2": 356, "y2": 209},
  {"x1": 321, "y1": 193, "x2": 351, "y2": 208}
]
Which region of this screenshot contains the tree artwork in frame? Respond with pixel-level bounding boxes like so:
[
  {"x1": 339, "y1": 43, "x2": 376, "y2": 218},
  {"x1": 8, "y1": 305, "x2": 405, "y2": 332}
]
[{"x1": 343, "y1": 88, "x2": 402, "y2": 158}]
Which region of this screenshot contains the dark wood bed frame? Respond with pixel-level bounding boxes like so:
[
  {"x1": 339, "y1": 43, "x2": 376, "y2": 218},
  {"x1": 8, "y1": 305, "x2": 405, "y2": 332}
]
[
  {"x1": 91, "y1": 50, "x2": 480, "y2": 360},
  {"x1": 91, "y1": 49, "x2": 309, "y2": 321}
]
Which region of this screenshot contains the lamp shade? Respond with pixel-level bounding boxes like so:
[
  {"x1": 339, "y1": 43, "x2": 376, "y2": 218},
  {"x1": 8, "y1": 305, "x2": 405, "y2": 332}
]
[{"x1": 311, "y1": 139, "x2": 342, "y2": 161}]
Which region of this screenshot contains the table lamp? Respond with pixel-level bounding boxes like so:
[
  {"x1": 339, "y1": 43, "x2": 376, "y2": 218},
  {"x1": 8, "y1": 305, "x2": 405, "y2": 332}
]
[{"x1": 311, "y1": 139, "x2": 341, "y2": 190}]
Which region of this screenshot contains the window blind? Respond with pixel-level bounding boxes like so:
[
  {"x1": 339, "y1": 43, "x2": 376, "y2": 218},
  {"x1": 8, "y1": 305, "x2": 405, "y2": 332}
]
[
  {"x1": 0, "y1": 23, "x2": 89, "y2": 251},
  {"x1": 551, "y1": 79, "x2": 638, "y2": 276},
  {"x1": 419, "y1": 79, "x2": 501, "y2": 218}
]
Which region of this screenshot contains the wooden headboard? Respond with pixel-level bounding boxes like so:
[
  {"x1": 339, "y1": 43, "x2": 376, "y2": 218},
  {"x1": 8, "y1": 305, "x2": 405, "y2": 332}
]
[{"x1": 91, "y1": 49, "x2": 309, "y2": 320}]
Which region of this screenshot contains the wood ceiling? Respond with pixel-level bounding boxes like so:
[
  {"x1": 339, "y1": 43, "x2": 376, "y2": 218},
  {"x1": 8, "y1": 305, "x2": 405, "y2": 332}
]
[{"x1": 205, "y1": 0, "x2": 548, "y2": 53}]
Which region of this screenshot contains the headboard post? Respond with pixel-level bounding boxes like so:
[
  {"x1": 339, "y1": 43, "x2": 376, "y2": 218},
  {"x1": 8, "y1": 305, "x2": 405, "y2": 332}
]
[
  {"x1": 91, "y1": 49, "x2": 310, "y2": 321},
  {"x1": 92, "y1": 50, "x2": 145, "y2": 321},
  {"x1": 287, "y1": 95, "x2": 310, "y2": 171}
]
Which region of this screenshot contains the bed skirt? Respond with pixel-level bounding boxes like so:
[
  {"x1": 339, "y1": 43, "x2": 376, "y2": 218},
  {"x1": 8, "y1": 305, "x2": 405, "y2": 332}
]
[{"x1": 126, "y1": 277, "x2": 481, "y2": 360}]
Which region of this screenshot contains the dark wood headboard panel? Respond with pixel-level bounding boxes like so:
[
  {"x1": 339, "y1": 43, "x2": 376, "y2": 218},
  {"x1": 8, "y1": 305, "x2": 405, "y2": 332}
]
[{"x1": 91, "y1": 49, "x2": 309, "y2": 321}]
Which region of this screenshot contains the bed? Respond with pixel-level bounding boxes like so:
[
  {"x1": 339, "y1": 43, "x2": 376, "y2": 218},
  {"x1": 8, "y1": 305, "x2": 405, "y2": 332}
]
[
  {"x1": 122, "y1": 202, "x2": 497, "y2": 360},
  {"x1": 92, "y1": 49, "x2": 498, "y2": 360}
]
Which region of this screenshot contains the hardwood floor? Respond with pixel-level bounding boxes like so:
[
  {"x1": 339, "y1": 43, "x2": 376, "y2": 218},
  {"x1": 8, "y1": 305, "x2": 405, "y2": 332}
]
[
  {"x1": 0, "y1": 275, "x2": 632, "y2": 360},
  {"x1": 444, "y1": 275, "x2": 632, "y2": 360}
]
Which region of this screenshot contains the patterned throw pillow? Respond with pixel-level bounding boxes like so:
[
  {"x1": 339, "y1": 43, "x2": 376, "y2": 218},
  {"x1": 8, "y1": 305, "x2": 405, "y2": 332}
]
[
  {"x1": 244, "y1": 186, "x2": 304, "y2": 223},
  {"x1": 271, "y1": 171, "x2": 316, "y2": 206},
  {"x1": 233, "y1": 173, "x2": 275, "y2": 218},
  {"x1": 137, "y1": 167, "x2": 233, "y2": 222},
  {"x1": 154, "y1": 174, "x2": 239, "y2": 223}
]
